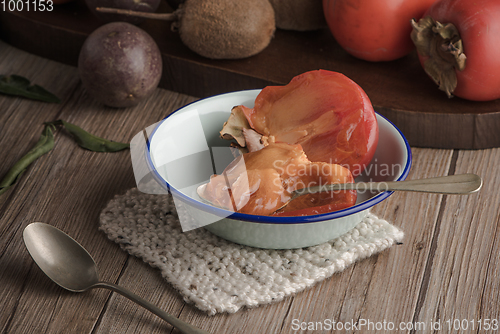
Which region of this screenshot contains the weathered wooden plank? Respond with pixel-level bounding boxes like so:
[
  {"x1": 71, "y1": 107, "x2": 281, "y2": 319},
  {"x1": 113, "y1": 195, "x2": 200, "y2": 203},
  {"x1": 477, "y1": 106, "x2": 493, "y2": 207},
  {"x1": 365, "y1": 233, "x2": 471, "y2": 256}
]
[
  {"x1": 160, "y1": 296, "x2": 293, "y2": 334},
  {"x1": 66, "y1": 86, "x2": 202, "y2": 334},
  {"x1": 0, "y1": 97, "x2": 130, "y2": 334},
  {"x1": 0, "y1": 42, "x2": 82, "y2": 334},
  {"x1": 0, "y1": 41, "x2": 79, "y2": 167},
  {"x1": 351, "y1": 154, "x2": 454, "y2": 332},
  {"x1": 93, "y1": 257, "x2": 203, "y2": 334},
  {"x1": 414, "y1": 148, "x2": 500, "y2": 330},
  {"x1": 3, "y1": 86, "x2": 198, "y2": 334}
]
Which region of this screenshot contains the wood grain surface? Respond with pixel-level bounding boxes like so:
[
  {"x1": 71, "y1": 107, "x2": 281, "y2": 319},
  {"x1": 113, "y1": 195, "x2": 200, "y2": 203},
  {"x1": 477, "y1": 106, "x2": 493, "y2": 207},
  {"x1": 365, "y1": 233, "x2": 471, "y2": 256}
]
[
  {"x1": 1, "y1": 1, "x2": 500, "y2": 149},
  {"x1": 1, "y1": 40, "x2": 499, "y2": 334}
]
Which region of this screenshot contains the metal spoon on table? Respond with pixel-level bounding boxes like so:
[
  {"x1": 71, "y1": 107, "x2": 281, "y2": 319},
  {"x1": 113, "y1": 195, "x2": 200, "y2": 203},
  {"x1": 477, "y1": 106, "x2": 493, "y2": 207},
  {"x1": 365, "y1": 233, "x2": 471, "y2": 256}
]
[
  {"x1": 197, "y1": 173, "x2": 482, "y2": 212},
  {"x1": 23, "y1": 223, "x2": 210, "y2": 334}
]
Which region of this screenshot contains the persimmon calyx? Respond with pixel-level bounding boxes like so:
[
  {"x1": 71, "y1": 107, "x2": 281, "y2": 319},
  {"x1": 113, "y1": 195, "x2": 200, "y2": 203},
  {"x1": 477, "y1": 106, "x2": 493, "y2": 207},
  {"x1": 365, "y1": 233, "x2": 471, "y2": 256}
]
[
  {"x1": 411, "y1": 16, "x2": 467, "y2": 98},
  {"x1": 220, "y1": 105, "x2": 273, "y2": 153},
  {"x1": 220, "y1": 105, "x2": 252, "y2": 147}
]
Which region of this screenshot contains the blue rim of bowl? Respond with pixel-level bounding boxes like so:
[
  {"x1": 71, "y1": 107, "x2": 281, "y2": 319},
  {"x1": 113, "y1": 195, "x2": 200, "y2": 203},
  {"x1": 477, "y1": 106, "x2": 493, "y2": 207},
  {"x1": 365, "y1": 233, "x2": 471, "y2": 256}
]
[{"x1": 145, "y1": 90, "x2": 412, "y2": 224}]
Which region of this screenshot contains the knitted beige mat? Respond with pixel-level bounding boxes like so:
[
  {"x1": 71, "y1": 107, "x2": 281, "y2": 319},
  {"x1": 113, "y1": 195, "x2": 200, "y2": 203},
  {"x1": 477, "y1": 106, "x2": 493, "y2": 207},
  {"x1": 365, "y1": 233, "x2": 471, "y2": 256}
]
[{"x1": 99, "y1": 188, "x2": 404, "y2": 315}]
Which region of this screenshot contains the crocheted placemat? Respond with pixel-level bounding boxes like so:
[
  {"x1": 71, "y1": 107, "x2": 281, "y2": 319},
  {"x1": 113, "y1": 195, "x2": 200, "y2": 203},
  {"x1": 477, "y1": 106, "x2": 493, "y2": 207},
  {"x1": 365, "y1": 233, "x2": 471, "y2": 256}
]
[{"x1": 99, "y1": 188, "x2": 404, "y2": 315}]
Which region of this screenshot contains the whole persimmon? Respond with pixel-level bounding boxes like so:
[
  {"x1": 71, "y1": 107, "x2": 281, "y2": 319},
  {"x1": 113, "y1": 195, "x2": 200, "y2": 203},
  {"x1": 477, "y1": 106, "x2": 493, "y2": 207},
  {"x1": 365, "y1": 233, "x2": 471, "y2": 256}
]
[{"x1": 323, "y1": 0, "x2": 437, "y2": 61}]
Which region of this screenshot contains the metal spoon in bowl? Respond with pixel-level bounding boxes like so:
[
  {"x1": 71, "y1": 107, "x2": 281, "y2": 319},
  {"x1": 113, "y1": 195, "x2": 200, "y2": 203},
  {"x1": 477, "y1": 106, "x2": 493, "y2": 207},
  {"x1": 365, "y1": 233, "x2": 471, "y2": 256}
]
[
  {"x1": 275, "y1": 173, "x2": 482, "y2": 211},
  {"x1": 197, "y1": 173, "x2": 482, "y2": 213},
  {"x1": 23, "y1": 223, "x2": 210, "y2": 334}
]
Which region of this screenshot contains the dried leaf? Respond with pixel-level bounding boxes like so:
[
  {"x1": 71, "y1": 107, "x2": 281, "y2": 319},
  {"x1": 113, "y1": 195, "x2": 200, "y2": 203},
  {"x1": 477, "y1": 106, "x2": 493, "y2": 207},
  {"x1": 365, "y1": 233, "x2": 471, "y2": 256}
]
[
  {"x1": 0, "y1": 75, "x2": 60, "y2": 103},
  {"x1": 0, "y1": 121, "x2": 129, "y2": 197},
  {"x1": 48, "y1": 120, "x2": 130, "y2": 152}
]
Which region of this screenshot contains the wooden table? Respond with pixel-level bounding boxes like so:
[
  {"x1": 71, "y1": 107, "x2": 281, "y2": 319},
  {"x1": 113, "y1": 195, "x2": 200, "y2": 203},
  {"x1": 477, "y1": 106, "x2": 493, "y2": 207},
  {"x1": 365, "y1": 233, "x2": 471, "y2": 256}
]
[{"x1": 1, "y1": 40, "x2": 499, "y2": 334}]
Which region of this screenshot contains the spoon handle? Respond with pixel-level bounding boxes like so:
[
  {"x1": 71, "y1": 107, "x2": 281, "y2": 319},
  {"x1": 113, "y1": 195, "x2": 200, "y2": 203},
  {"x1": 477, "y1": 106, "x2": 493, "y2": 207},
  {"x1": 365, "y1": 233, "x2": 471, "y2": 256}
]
[
  {"x1": 295, "y1": 173, "x2": 482, "y2": 196},
  {"x1": 93, "y1": 282, "x2": 210, "y2": 334}
]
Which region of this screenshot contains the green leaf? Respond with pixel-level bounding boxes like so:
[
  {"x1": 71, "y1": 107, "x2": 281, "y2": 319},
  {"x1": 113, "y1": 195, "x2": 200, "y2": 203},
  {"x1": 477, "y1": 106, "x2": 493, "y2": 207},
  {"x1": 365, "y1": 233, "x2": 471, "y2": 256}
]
[
  {"x1": 0, "y1": 75, "x2": 61, "y2": 103},
  {"x1": 48, "y1": 120, "x2": 130, "y2": 152},
  {"x1": 0, "y1": 124, "x2": 55, "y2": 195},
  {"x1": 0, "y1": 120, "x2": 130, "y2": 197}
]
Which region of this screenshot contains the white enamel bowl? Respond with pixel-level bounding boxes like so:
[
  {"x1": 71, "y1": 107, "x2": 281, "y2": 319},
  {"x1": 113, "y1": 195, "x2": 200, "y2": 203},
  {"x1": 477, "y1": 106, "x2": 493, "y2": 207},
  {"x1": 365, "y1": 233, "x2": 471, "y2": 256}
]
[{"x1": 146, "y1": 89, "x2": 411, "y2": 249}]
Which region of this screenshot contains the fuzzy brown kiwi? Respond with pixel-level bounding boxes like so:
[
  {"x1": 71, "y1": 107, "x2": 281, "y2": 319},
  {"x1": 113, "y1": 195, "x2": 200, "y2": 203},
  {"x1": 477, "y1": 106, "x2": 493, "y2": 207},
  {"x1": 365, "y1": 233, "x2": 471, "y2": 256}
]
[
  {"x1": 175, "y1": 0, "x2": 275, "y2": 59},
  {"x1": 97, "y1": 0, "x2": 275, "y2": 60},
  {"x1": 268, "y1": 0, "x2": 326, "y2": 31}
]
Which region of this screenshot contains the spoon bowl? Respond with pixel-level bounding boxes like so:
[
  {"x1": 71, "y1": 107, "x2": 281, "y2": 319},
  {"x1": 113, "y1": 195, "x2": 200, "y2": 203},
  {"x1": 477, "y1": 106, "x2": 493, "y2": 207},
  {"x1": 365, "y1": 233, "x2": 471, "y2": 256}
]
[
  {"x1": 23, "y1": 223, "x2": 98, "y2": 292},
  {"x1": 23, "y1": 223, "x2": 209, "y2": 334}
]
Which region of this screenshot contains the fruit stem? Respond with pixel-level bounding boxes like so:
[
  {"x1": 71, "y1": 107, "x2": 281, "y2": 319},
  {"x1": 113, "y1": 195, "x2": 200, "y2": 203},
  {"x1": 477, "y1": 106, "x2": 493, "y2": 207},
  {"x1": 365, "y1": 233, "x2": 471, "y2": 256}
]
[
  {"x1": 96, "y1": 7, "x2": 177, "y2": 21},
  {"x1": 411, "y1": 16, "x2": 466, "y2": 98}
]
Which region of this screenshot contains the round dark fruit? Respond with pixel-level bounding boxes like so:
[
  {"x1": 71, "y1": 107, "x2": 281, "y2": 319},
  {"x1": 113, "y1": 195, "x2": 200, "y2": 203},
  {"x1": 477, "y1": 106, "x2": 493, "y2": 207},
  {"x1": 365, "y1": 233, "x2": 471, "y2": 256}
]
[{"x1": 78, "y1": 22, "x2": 162, "y2": 108}]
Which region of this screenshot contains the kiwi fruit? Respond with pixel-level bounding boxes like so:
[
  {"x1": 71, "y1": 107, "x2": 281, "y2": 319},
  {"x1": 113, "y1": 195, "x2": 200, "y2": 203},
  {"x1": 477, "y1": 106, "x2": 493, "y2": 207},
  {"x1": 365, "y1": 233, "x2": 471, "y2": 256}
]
[
  {"x1": 268, "y1": 0, "x2": 326, "y2": 31},
  {"x1": 176, "y1": 0, "x2": 275, "y2": 59},
  {"x1": 97, "y1": 0, "x2": 276, "y2": 60}
]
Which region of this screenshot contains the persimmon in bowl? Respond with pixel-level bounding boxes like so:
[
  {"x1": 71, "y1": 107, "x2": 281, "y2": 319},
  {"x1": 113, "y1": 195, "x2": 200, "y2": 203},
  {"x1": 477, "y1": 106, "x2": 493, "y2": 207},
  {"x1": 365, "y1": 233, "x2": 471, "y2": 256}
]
[{"x1": 144, "y1": 75, "x2": 411, "y2": 249}]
